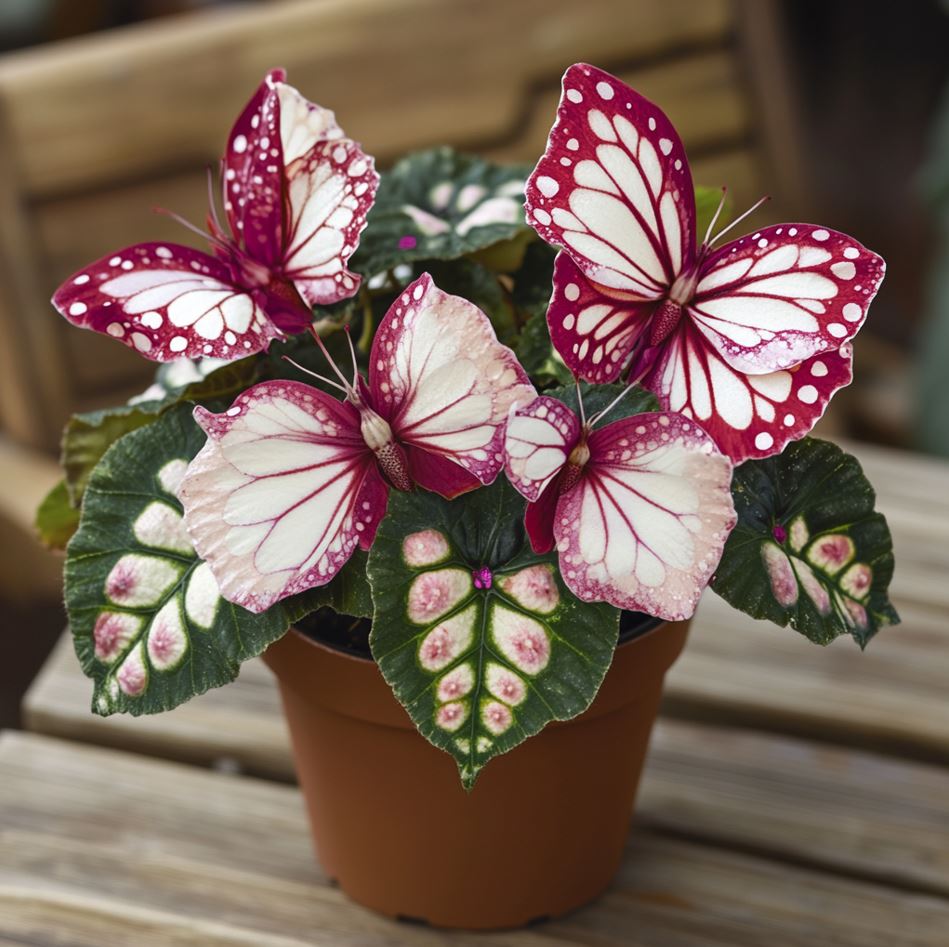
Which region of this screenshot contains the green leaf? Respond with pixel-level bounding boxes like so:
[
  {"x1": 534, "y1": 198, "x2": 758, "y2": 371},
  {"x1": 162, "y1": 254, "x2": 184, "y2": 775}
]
[
  {"x1": 35, "y1": 479, "x2": 80, "y2": 550},
  {"x1": 62, "y1": 405, "x2": 158, "y2": 506},
  {"x1": 711, "y1": 438, "x2": 899, "y2": 647},
  {"x1": 65, "y1": 403, "x2": 368, "y2": 717},
  {"x1": 515, "y1": 307, "x2": 573, "y2": 387},
  {"x1": 367, "y1": 477, "x2": 619, "y2": 789},
  {"x1": 547, "y1": 381, "x2": 660, "y2": 422},
  {"x1": 695, "y1": 184, "x2": 732, "y2": 243},
  {"x1": 353, "y1": 147, "x2": 531, "y2": 277}
]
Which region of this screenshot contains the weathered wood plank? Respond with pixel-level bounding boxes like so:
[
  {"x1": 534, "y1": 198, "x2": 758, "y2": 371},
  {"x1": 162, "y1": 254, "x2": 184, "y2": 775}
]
[
  {"x1": 0, "y1": 0, "x2": 732, "y2": 197},
  {"x1": 22, "y1": 648, "x2": 949, "y2": 898},
  {"x1": 2, "y1": 732, "x2": 947, "y2": 946}
]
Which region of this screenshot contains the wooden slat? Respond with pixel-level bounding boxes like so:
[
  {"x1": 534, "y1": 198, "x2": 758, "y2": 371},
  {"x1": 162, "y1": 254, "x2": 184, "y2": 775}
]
[
  {"x1": 0, "y1": 0, "x2": 732, "y2": 198},
  {"x1": 2, "y1": 732, "x2": 947, "y2": 946},
  {"x1": 0, "y1": 105, "x2": 71, "y2": 448},
  {"x1": 0, "y1": 436, "x2": 63, "y2": 603},
  {"x1": 24, "y1": 635, "x2": 949, "y2": 898}
]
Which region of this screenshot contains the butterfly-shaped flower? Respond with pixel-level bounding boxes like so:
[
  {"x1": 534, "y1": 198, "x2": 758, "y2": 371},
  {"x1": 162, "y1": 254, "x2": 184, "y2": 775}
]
[
  {"x1": 504, "y1": 393, "x2": 735, "y2": 620},
  {"x1": 178, "y1": 274, "x2": 535, "y2": 613},
  {"x1": 524, "y1": 63, "x2": 885, "y2": 462},
  {"x1": 52, "y1": 69, "x2": 378, "y2": 362}
]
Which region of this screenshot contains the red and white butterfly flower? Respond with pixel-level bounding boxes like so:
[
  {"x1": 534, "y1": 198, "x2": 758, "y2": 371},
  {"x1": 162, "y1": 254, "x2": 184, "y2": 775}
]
[
  {"x1": 179, "y1": 273, "x2": 535, "y2": 613},
  {"x1": 504, "y1": 390, "x2": 735, "y2": 620},
  {"x1": 524, "y1": 63, "x2": 885, "y2": 462},
  {"x1": 52, "y1": 69, "x2": 378, "y2": 362}
]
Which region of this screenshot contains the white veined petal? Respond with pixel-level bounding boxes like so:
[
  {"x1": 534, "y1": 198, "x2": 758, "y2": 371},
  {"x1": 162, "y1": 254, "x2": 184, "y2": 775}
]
[
  {"x1": 178, "y1": 381, "x2": 383, "y2": 614},
  {"x1": 553, "y1": 412, "x2": 735, "y2": 621}
]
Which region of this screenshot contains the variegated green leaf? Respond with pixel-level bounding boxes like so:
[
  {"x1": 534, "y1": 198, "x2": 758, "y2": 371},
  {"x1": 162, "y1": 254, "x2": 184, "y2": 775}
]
[
  {"x1": 711, "y1": 437, "x2": 899, "y2": 647},
  {"x1": 353, "y1": 148, "x2": 531, "y2": 277},
  {"x1": 65, "y1": 403, "x2": 370, "y2": 717},
  {"x1": 368, "y1": 477, "x2": 619, "y2": 789}
]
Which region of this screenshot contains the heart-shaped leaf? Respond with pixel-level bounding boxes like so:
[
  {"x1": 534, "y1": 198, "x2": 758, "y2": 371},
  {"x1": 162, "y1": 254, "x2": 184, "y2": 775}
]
[
  {"x1": 65, "y1": 403, "x2": 369, "y2": 717},
  {"x1": 368, "y1": 477, "x2": 619, "y2": 789},
  {"x1": 353, "y1": 148, "x2": 531, "y2": 277},
  {"x1": 711, "y1": 437, "x2": 899, "y2": 647}
]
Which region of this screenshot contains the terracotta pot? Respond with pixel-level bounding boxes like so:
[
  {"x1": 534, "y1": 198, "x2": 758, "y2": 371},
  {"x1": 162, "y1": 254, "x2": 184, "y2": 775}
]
[{"x1": 263, "y1": 617, "x2": 690, "y2": 930}]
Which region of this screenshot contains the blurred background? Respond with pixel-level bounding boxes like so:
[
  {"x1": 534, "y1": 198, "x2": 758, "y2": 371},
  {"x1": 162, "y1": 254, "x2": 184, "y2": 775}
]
[{"x1": 1, "y1": 0, "x2": 947, "y2": 726}]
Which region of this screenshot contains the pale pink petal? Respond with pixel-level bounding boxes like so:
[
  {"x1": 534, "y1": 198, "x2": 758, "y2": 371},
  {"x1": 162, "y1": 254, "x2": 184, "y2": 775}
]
[
  {"x1": 646, "y1": 320, "x2": 854, "y2": 462},
  {"x1": 547, "y1": 252, "x2": 655, "y2": 383},
  {"x1": 503, "y1": 395, "x2": 579, "y2": 502},
  {"x1": 554, "y1": 413, "x2": 735, "y2": 620},
  {"x1": 525, "y1": 63, "x2": 693, "y2": 297},
  {"x1": 692, "y1": 224, "x2": 885, "y2": 374},
  {"x1": 178, "y1": 380, "x2": 386, "y2": 613},
  {"x1": 52, "y1": 243, "x2": 277, "y2": 362},
  {"x1": 369, "y1": 273, "x2": 535, "y2": 485}
]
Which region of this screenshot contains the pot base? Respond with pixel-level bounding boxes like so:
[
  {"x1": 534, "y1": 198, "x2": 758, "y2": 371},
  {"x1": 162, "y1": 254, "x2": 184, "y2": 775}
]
[{"x1": 264, "y1": 618, "x2": 689, "y2": 930}]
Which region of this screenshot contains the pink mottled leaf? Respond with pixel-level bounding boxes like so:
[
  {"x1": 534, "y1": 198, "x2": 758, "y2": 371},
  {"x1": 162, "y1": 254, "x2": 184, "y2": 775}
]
[
  {"x1": 370, "y1": 273, "x2": 536, "y2": 487},
  {"x1": 52, "y1": 243, "x2": 276, "y2": 362},
  {"x1": 179, "y1": 381, "x2": 386, "y2": 614},
  {"x1": 554, "y1": 413, "x2": 735, "y2": 620}
]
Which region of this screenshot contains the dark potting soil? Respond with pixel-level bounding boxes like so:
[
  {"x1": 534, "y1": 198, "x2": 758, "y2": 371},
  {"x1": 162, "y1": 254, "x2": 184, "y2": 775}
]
[{"x1": 295, "y1": 606, "x2": 663, "y2": 660}]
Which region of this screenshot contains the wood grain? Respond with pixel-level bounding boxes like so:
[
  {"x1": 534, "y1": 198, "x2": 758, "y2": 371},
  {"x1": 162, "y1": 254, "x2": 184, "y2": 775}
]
[
  {"x1": 24, "y1": 634, "x2": 949, "y2": 899},
  {"x1": 0, "y1": 0, "x2": 732, "y2": 197},
  {"x1": 2, "y1": 732, "x2": 947, "y2": 946}
]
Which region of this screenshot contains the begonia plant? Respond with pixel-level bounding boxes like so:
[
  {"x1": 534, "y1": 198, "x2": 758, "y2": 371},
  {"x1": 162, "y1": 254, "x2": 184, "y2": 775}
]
[{"x1": 40, "y1": 64, "x2": 898, "y2": 787}]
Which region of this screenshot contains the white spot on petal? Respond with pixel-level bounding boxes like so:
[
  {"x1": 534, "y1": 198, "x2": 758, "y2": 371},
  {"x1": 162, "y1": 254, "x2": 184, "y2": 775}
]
[{"x1": 536, "y1": 175, "x2": 559, "y2": 197}]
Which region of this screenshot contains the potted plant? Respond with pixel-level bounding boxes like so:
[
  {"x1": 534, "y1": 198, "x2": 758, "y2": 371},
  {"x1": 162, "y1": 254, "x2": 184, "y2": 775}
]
[{"x1": 38, "y1": 63, "x2": 899, "y2": 930}]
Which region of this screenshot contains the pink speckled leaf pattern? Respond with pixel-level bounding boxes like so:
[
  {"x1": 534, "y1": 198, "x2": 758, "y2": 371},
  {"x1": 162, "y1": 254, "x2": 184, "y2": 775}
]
[{"x1": 367, "y1": 477, "x2": 619, "y2": 788}]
